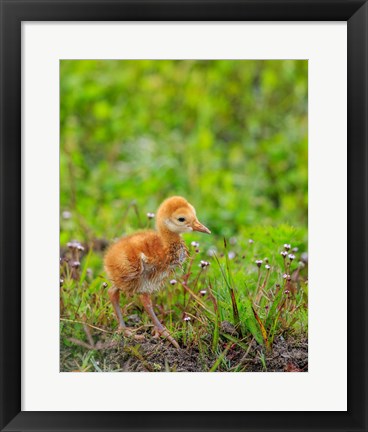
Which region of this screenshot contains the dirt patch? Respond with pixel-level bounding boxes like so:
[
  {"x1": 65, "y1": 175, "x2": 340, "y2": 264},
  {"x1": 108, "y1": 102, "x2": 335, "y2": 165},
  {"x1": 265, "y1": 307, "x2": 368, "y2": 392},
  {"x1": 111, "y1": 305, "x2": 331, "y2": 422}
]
[
  {"x1": 102, "y1": 336, "x2": 215, "y2": 372},
  {"x1": 61, "y1": 332, "x2": 308, "y2": 372},
  {"x1": 236, "y1": 335, "x2": 308, "y2": 372}
]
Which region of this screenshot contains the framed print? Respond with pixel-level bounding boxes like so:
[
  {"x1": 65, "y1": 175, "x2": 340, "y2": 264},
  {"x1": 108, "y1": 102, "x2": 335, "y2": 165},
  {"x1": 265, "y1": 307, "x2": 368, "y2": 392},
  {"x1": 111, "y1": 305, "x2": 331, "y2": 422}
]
[{"x1": 0, "y1": 1, "x2": 367, "y2": 431}]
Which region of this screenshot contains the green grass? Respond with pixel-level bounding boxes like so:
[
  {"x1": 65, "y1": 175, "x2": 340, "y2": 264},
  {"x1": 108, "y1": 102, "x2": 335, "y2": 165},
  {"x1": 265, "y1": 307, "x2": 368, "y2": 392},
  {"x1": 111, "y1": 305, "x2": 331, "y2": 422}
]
[{"x1": 60, "y1": 217, "x2": 308, "y2": 372}]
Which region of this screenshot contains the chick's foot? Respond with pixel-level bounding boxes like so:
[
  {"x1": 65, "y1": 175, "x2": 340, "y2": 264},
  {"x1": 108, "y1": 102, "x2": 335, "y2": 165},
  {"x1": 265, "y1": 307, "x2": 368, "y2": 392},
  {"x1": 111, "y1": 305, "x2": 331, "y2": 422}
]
[
  {"x1": 156, "y1": 326, "x2": 180, "y2": 349},
  {"x1": 118, "y1": 325, "x2": 145, "y2": 341}
]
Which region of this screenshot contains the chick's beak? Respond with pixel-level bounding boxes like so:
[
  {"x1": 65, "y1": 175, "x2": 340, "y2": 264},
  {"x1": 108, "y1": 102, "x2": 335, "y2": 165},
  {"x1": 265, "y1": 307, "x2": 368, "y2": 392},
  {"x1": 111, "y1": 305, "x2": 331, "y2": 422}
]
[{"x1": 192, "y1": 219, "x2": 211, "y2": 234}]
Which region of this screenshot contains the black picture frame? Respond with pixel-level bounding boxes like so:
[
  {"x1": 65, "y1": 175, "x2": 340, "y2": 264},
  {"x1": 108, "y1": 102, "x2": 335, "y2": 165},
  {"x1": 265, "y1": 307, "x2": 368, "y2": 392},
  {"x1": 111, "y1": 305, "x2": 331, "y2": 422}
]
[{"x1": 0, "y1": 1, "x2": 367, "y2": 431}]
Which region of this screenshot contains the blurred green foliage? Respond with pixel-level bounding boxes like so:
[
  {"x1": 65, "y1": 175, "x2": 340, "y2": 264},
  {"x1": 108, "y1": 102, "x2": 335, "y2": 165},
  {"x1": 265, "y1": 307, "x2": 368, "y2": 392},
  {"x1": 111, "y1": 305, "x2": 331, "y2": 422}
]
[{"x1": 60, "y1": 60, "x2": 307, "y2": 241}]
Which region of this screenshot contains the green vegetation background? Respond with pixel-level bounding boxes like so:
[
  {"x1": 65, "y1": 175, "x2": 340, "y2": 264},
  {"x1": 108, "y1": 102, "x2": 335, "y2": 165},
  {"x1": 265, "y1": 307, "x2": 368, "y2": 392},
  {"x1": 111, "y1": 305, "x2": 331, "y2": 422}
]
[{"x1": 60, "y1": 60, "x2": 308, "y2": 243}]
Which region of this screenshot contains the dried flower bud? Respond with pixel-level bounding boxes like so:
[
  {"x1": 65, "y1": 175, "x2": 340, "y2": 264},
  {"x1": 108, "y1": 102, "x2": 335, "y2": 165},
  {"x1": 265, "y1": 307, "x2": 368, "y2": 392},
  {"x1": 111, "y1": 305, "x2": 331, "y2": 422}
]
[
  {"x1": 284, "y1": 244, "x2": 291, "y2": 251},
  {"x1": 195, "y1": 248, "x2": 200, "y2": 253},
  {"x1": 146, "y1": 212, "x2": 155, "y2": 219},
  {"x1": 255, "y1": 260, "x2": 263, "y2": 267},
  {"x1": 170, "y1": 279, "x2": 177, "y2": 285}
]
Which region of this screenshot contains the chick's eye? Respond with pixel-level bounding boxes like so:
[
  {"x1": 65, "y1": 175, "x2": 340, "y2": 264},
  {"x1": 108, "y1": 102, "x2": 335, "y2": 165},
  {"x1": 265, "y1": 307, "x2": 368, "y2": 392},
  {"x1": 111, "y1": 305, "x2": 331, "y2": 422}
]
[{"x1": 178, "y1": 217, "x2": 186, "y2": 222}]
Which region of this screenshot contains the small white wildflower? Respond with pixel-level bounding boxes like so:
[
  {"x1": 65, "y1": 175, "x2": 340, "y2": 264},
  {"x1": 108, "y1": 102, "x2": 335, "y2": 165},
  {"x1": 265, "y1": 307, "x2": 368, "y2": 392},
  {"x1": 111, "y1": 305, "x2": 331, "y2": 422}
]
[
  {"x1": 191, "y1": 241, "x2": 199, "y2": 247},
  {"x1": 146, "y1": 212, "x2": 155, "y2": 219},
  {"x1": 228, "y1": 251, "x2": 236, "y2": 260},
  {"x1": 255, "y1": 260, "x2": 263, "y2": 267},
  {"x1": 170, "y1": 279, "x2": 177, "y2": 285},
  {"x1": 207, "y1": 247, "x2": 217, "y2": 257},
  {"x1": 183, "y1": 316, "x2": 191, "y2": 322},
  {"x1": 72, "y1": 261, "x2": 80, "y2": 268},
  {"x1": 280, "y1": 251, "x2": 288, "y2": 257},
  {"x1": 248, "y1": 239, "x2": 254, "y2": 244},
  {"x1": 62, "y1": 211, "x2": 72, "y2": 219},
  {"x1": 200, "y1": 260, "x2": 210, "y2": 268},
  {"x1": 284, "y1": 289, "x2": 290, "y2": 294},
  {"x1": 265, "y1": 264, "x2": 271, "y2": 270},
  {"x1": 199, "y1": 290, "x2": 207, "y2": 296},
  {"x1": 288, "y1": 254, "x2": 295, "y2": 261},
  {"x1": 283, "y1": 273, "x2": 288, "y2": 279},
  {"x1": 298, "y1": 261, "x2": 305, "y2": 269},
  {"x1": 67, "y1": 240, "x2": 81, "y2": 249},
  {"x1": 284, "y1": 244, "x2": 291, "y2": 251},
  {"x1": 292, "y1": 247, "x2": 299, "y2": 252}
]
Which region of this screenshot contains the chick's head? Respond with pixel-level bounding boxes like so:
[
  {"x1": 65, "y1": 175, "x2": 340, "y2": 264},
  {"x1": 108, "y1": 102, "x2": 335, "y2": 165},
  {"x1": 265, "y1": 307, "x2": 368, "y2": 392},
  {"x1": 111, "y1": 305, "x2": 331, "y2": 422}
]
[{"x1": 156, "y1": 196, "x2": 211, "y2": 235}]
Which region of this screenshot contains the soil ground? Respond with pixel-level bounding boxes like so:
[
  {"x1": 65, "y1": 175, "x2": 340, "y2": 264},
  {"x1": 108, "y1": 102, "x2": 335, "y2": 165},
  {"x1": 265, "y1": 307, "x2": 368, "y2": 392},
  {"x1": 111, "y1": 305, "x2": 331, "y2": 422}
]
[{"x1": 61, "y1": 332, "x2": 308, "y2": 372}]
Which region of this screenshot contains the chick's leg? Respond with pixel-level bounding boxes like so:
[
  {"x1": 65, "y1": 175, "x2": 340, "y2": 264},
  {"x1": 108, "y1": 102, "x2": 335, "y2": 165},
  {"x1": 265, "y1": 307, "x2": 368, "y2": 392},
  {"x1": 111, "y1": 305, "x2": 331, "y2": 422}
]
[
  {"x1": 108, "y1": 286, "x2": 143, "y2": 340},
  {"x1": 139, "y1": 293, "x2": 179, "y2": 349},
  {"x1": 108, "y1": 286, "x2": 126, "y2": 328}
]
